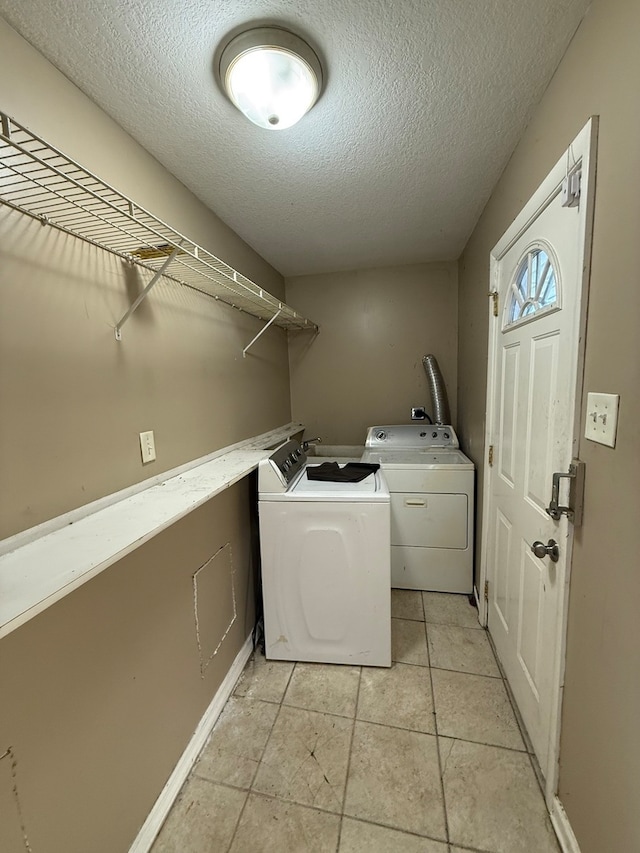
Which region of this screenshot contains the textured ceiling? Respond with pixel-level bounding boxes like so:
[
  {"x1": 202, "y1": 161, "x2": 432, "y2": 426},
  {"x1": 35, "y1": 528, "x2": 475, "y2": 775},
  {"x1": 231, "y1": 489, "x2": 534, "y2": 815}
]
[{"x1": 0, "y1": 0, "x2": 590, "y2": 277}]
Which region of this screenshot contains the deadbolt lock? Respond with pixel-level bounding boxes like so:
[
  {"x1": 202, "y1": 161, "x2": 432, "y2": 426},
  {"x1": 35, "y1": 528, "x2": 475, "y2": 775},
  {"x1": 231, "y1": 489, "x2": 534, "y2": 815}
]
[{"x1": 546, "y1": 459, "x2": 585, "y2": 527}]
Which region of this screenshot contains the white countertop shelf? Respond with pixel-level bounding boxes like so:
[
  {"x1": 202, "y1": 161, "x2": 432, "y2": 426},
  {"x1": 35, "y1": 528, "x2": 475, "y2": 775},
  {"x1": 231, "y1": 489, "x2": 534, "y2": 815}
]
[
  {"x1": 0, "y1": 111, "x2": 317, "y2": 338},
  {"x1": 0, "y1": 423, "x2": 302, "y2": 640}
]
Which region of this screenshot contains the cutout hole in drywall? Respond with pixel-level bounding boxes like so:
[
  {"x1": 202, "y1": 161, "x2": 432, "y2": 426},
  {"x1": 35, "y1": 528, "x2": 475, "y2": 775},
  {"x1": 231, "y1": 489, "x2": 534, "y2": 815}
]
[{"x1": 193, "y1": 543, "x2": 236, "y2": 677}]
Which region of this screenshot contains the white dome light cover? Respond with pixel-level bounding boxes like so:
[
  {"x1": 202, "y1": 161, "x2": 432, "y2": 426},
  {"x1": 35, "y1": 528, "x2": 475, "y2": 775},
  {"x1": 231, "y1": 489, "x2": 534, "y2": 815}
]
[{"x1": 220, "y1": 27, "x2": 323, "y2": 130}]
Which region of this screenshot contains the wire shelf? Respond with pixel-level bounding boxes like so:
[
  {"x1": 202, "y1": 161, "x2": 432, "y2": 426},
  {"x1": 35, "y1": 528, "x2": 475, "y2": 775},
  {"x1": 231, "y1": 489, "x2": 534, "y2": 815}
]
[{"x1": 0, "y1": 111, "x2": 318, "y2": 338}]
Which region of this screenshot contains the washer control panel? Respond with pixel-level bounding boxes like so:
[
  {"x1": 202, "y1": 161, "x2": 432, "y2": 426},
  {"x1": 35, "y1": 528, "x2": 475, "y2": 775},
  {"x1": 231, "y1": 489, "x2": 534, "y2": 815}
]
[
  {"x1": 268, "y1": 439, "x2": 307, "y2": 485},
  {"x1": 365, "y1": 424, "x2": 459, "y2": 449}
]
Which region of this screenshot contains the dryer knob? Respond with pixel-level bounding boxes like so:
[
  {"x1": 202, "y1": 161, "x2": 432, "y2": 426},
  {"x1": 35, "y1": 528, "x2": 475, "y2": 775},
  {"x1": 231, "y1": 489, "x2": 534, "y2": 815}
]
[
  {"x1": 376, "y1": 430, "x2": 387, "y2": 441},
  {"x1": 432, "y1": 431, "x2": 438, "y2": 439}
]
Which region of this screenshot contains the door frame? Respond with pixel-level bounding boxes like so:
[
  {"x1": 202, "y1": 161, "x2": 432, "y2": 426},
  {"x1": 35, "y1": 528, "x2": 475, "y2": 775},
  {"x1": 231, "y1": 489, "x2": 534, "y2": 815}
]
[{"x1": 478, "y1": 117, "x2": 598, "y2": 805}]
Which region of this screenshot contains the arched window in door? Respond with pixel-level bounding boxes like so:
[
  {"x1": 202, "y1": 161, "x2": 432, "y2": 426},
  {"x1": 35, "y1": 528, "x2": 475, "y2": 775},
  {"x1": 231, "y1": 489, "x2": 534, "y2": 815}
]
[{"x1": 506, "y1": 244, "x2": 560, "y2": 328}]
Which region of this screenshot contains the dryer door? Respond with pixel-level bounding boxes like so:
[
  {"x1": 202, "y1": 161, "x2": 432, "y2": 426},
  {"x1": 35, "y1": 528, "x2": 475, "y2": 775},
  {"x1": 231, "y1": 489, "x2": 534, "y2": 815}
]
[{"x1": 391, "y1": 493, "x2": 468, "y2": 549}]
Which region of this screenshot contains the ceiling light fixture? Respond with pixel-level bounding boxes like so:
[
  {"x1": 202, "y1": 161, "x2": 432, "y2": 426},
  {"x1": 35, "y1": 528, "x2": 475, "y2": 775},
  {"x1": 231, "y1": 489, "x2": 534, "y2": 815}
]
[{"x1": 219, "y1": 26, "x2": 323, "y2": 130}]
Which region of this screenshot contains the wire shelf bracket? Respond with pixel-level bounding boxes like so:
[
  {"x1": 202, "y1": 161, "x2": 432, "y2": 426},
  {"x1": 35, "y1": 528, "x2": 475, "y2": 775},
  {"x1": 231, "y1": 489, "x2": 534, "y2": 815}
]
[
  {"x1": 114, "y1": 246, "x2": 180, "y2": 340},
  {"x1": 0, "y1": 110, "x2": 318, "y2": 345},
  {"x1": 243, "y1": 308, "x2": 283, "y2": 357}
]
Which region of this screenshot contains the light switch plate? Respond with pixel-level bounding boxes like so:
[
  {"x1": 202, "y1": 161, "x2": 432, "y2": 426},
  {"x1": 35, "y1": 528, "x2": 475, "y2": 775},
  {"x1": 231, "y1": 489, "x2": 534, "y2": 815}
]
[
  {"x1": 584, "y1": 393, "x2": 619, "y2": 448},
  {"x1": 139, "y1": 430, "x2": 156, "y2": 463}
]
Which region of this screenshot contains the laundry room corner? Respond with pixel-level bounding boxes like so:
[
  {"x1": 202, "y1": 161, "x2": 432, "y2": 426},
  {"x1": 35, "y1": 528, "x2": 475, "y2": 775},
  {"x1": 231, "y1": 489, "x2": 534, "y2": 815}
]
[
  {"x1": 286, "y1": 262, "x2": 459, "y2": 445},
  {"x1": 4, "y1": 0, "x2": 637, "y2": 850}
]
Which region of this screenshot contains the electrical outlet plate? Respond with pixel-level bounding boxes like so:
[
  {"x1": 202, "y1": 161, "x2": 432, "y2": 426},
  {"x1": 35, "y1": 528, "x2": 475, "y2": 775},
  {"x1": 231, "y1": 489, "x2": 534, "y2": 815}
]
[
  {"x1": 139, "y1": 430, "x2": 156, "y2": 463},
  {"x1": 584, "y1": 393, "x2": 619, "y2": 448}
]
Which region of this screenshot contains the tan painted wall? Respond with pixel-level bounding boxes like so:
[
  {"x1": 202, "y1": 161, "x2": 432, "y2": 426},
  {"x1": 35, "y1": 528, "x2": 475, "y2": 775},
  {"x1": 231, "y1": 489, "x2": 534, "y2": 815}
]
[
  {"x1": 0, "y1": 484, "x2": 256, "y2": 853},
  {"x1": 0, "y1": 18, "x2": 290, "y2": 539},
  {"x1": 0, "y1": 21, "x2": 289, "y2": 851},
  {"x1": 457, "y1": 1, "x2": 640, "y2": 850},
  {"x1": 287, "y1": 263, "x2": 458, "y2": 445}
]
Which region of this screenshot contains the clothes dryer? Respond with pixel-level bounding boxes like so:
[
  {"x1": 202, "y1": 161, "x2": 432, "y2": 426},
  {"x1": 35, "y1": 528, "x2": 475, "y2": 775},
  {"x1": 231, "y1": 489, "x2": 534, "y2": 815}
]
[{"x1": 362, "y1": 425, "x2": 474, "y2": 593}]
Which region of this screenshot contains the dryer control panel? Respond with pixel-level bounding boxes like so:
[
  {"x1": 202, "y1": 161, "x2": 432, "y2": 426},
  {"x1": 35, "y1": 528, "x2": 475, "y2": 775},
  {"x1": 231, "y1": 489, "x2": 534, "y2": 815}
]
[{"x1": 365, "y1": 424, "x2": 459, "y2": 449}]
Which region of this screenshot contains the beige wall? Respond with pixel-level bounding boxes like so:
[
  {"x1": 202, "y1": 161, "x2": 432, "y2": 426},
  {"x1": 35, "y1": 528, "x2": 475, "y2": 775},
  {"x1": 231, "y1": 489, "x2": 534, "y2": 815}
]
[
  {"x1": 0, "y1": 484, "x2": 256, "y2": 853},
  {"x1": 287, "y1": 263, "x2": 458, "y2": 445},
  {"x1": 457, "y1": 1, "x2": 640, "y2": 850},
  {"x1": 0, "y1": 20, "x2": 289, "y2": 852},
  {"x1": 0, "y1": 18, "x2": 290, "y2": 539}
]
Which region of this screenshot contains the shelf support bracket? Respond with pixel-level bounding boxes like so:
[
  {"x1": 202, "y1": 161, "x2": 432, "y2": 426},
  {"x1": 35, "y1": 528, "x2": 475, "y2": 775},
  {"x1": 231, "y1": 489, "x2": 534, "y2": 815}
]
[
  {"x1": 243, "y1": 309, "x2": 283, "y2": 357},
  {"x1": 114, "y1": 247, "x2": 180, "y2": 340}
]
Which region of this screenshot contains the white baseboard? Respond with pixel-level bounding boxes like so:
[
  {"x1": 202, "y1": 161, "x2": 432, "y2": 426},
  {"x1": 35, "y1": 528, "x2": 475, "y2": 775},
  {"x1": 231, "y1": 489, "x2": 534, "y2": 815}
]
[
  {"x1": 550, "y1": 795, "x2": 582, "y2": 853},
  {"x1": 473, "y1": 583, "x2": 487, "y2": 625},
  {"x1": 129, "y1": 634, "x2": 254, "y2": 853}
]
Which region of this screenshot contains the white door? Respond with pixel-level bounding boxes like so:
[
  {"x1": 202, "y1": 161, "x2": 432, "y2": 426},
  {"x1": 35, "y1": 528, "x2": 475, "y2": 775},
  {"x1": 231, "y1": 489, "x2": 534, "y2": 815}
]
[{"x1": 482, "y1": 120, "x2": 596, "y2": 798}]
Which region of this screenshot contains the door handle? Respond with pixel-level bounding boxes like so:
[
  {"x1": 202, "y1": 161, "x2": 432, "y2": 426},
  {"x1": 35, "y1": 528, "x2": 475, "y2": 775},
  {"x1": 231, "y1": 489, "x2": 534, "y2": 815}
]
[
  {"x1": 405, "y1": 499, "x2": 426, "y2": 507},
  {"x1": 546, "y1": 459, "x2": 585, "y2": 526},
  {"x1": 531, "y1": 539, "x2": 560, "y2": 562}
]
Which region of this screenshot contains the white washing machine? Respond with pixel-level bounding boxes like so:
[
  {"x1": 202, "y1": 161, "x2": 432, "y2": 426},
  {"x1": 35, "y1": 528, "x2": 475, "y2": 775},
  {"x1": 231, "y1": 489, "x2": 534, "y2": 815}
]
[
  {"x1": 362, "y1": 424, "x2": 474, "y2": 593},
  {"x1": 258, "y1": 439, "x2": 391, "y2": 667}
]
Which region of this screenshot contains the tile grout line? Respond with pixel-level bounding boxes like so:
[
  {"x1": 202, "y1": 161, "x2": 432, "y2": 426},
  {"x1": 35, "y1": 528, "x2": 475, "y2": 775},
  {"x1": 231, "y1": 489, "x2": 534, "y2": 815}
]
[
  {"x1": 393, "y1": 658, "x2": 503, "y2": 679},
  {"x1": 433, "y1": 733, "x2": 528, "y2": 756},
  {"x1": 224, "y1": 656, "x2": 297, "y2": 853},
  {"x1": 339, "y1": 814, "x2": 459, "y2": 850},
  {"x1": 420, "y1": 595, "x2": 453, "y2": 853},
  {"x1": 322, "y1": 712, "x2": 528, "y2": 757},
  {"x1": 422, "y1": 605, "x2": 452, "y2": 848},
  {"x1": 214, "y1": 775, "x2": 462, "y2": 837},
  {"x1": 393, "y1": 614, "x2": 501, "y2": 679},
  {"x1": 392, "y1": 618, "x2": 484, "y2": 631},
  {"x1": 483, "y1": 629, "x2": 557, "y2": 847},
  {"x1": 447, "y1": 842, "x2": 503, "y2": 853},
  {"x1": 209, "y1": 759, "x2": 507, "y2": 852},
  {"x1": 422, "y1": 596, "x2": 515, "y2": 853},
  {"x1": 485, "y1": 630, "x2": 536, "y2": 756},
  {"x1": 526, "y1": 749, "x2": 548, "y2": 803},
  {"x1": 335, "y1": 664, "x2": 362, "y2": 852}
]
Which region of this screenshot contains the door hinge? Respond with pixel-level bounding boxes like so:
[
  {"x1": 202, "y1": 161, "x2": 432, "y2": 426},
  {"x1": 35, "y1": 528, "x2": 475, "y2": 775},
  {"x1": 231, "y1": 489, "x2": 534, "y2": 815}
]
[
  {"x1": 484, "y1": 580, "x2": 489, "y2": 602},
  {"x1": 488, "y1": 444, "x2": 494, "y2": 467},
  {"x1": 488, "y1": 291, "x2": 499, "y2": 317}
]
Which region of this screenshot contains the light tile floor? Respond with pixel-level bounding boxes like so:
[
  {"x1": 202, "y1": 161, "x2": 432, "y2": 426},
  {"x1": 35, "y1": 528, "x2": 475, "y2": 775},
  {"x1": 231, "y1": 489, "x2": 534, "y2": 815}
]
[{"x1": 151, "y1": 591, "x2": 560, "y2": 853}]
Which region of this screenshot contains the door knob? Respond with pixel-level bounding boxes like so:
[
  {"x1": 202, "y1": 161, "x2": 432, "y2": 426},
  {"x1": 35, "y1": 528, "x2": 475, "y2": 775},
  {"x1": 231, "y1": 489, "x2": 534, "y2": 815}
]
[{"x1": 531, "y1": 539, "x2": 559, "y2": 563}]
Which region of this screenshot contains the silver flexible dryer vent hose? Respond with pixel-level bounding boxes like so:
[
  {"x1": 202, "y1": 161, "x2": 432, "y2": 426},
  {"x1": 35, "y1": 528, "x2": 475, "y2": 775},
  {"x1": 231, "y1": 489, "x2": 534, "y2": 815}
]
[{"x1": 422, "y1": 354, "x2": 451, "y2": 425}]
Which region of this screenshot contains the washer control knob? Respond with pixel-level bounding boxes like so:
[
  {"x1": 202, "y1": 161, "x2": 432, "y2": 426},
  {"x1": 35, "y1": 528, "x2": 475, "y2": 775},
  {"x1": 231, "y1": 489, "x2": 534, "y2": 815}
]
[
  {"x1": 432, "y1": 431, "x2": 438, "y2": 439},
  {"x1": 443, "y1": 431, "x2": 450, "y2": 440},
  {"x1": 376, "y1": 430, "x2": 387, "y2": 441}
]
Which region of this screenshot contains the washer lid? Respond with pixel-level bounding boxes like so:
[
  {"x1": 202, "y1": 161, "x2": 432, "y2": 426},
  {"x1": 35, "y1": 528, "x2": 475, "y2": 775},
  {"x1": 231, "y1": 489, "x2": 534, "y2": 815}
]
[
  {"x1": 361, "y1": 448, "x2": 474, "y2": 470},
  {"x1": 281, "y1": 465, "x2": 390, "y2": 501}
]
